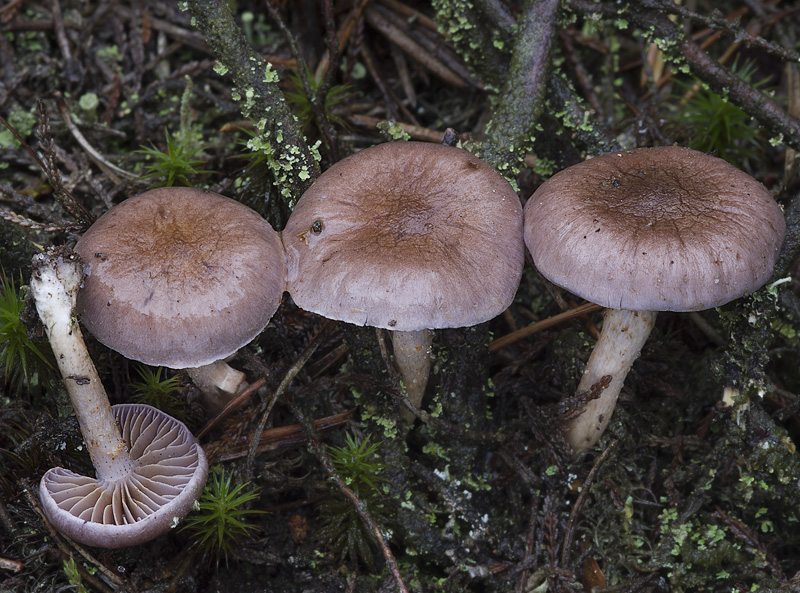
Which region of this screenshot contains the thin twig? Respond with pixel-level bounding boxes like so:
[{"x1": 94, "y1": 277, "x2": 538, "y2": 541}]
[
  {"x1": 567, "y1": 0, "x2": 800, "y2": 149},
  {"x1": 314, "y1": 0, "x2": 372, "y2": 82},
  {"x1": 243, "y1": 321, "x2": 333, "y2": 480},
  {"x1": 365, "y1": 6, "x2": 467, "y2": 89},
  {"x1": 285, "y1": 397, "x2": 410, "y2": 593},
  {"x1": 197, "y1": 377, "x2": 267, "y2": 439},
  {"x1": 0, "y1": 557, "x2": 23, "y2": 571},
  {"x1": 317, "y1": 0, "x2": 341, "y2": 162},
  {"x1": 49, "y1": 0, "x2": 76, "y2": 82},
  {"x1": 489, "y1": 302, "x2": 603, "y2": 352},
  {"x1": 54, "y1": 92, "x2": 138, "y2": 183},
  {"x1": 205, "y1": 409, "x2": 355, "y2": 463},
  {"x1": 0, "y1": 210, "x2": 81, "y2": 233},
  {"x1": 514, "y1": 491, "x2": 540, "y2": 593},
  {"x1": 560, "y1": 439, "x2": 619, "y2": 567},
  {"x1": 0, "y1": 108, "x2": 93, "y2": 226},
  {"x1": 22, "y1": 482, "x2": 122, "y2": 591},
  {"x1": 649, "y1": 0, "x2": 800, "y2": 64},
  {"x1": 0, "y1": 498, "x2": 15, "y2": 533}
]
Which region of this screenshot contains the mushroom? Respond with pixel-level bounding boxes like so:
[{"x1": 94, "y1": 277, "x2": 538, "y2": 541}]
[
  {"x1": 31, "y1": 246, "x2": 208, "y2": 548},
  {"x1": 524, "y1": 146, "x2": 785, "y2": 453},
  {"x1": 283, "y1": 141, "x2": 524, "y2": 418},
  {"x1": 74, "y1": 187, "x2": 287, "y2": 411}
]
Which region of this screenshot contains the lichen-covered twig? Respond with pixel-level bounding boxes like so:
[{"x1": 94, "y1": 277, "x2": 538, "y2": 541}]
[
  {"x1": 547, "y1": 75, "x2": 622, "y2": 155},
  {"x1": 603, "y1": 0, "x2": 800, "y2": 151},
  {"x1": 648, "y1": 0, "x2": 800, "y2": 64},
  {"x1": 263, "y1": 1, "x2": 339, "y2": 163},
  {"x1": 473, "y1": 0, "x2": 516, "y2": 37},
  {"x1": 479, "y1": 0, "x2": 560, "y2": 174},
  {"x1": 185, "y1": 0, "x2": 320, "y2": 207},
  {"x1": 432, "y1": 0, "x2": 513, "y2": 90}
]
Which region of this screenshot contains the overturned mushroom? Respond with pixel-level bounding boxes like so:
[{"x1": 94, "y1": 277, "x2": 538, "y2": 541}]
[{"x1": 32, "y1": 247, "x2": 208, "y2": 548}]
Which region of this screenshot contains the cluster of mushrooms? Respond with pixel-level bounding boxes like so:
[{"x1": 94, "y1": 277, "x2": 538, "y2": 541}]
[{"x1": 31, "y1": 141, "x2": 785, "y2": 549}]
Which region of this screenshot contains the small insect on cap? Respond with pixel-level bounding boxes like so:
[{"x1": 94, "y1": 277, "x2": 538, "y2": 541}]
[
  {"x1": 75, "y1": 187, "x2": 287, "y2": 368},
  {"x1": 283, "y1": 141, "x2": 525, "y2": 331},
  {"x1": 524, "y1": 146, "x2": 785, "y2": 312}
]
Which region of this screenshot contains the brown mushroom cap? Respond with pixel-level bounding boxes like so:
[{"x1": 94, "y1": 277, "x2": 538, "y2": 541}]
[
  {"x1": 524, "y1": 146, "x2": 785, "y2": 311},
  {"x1": 39, "y1": 403, "x2": 208, "y2": 548},
  {"x1": 283, "y1": 142, "x2": 524, "y2": 331},
  {"x1": 75, "y1": 188, "x2": 287, "y2": 368}
]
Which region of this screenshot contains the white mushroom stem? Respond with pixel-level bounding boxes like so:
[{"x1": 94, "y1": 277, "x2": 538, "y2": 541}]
[
  {"x1": 31, "y1": 248, "x2": 133, "y2": 480},
  {"x1": 187, "y1": 360, "x2": 248, "y2": 410},
  {"x1": 563, "y1": 308, "x2": 657, "y2": 454},
  {"x1": 391, "y1": 329, "x2": 433, "y2": 421}
]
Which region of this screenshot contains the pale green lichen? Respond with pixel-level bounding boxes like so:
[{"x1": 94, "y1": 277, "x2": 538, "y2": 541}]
[
  {"x1": 377, "y1": 120, "x2": 410, "y2": 141},
  {"x1": 361, "y1": 405, "x2": 399, "y2": 439},
  {"x1": 0, "y1": 107, "x2": 36, "y2": 148},
  {"x1": 422, "y1": 442, "x2": 450, "y2": 460},
  {"x1": 431, "y1": 0, "x2": 510, "y2": 90},
  {"x1": 263, "y1": 62, "x2": 279, "y2": 84},
  {"x1": 531, "y1": 155, "x2": 556, "y2": 178}
]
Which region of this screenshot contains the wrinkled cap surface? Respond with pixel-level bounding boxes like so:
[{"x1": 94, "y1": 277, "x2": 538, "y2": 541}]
[
  {"x1": 524, "y1": 146, "x2": 785, "y2": 311},
  {"x1": 75, "y1": 188, "x2": 287, "y2": 368},
  {"x1": 283, "y1": 142, "x2": 524, "y2": 331},
  {"x1": 39, "y1": 404, "x2": 208, "y2": 548}
]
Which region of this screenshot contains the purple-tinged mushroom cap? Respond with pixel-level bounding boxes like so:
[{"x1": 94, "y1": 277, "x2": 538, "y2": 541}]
[
  {"x1": 74, "y1": 187, "x2": 286, "y2": 369},
  {"x1": 73, "y1": 187, "x2": 287, "y2": 409},
  {"x1": 525, "y1": 146, "x2": 785, "y2": 312},
  {"x1": 283, "y1": 141, "x2": 524, "y2": 419},
  {"x1": 523, "y1": 146, "x2": 785, "y2": 453},
  {"x1": 39, "y1": 404, "x2": 208, "y2": 548},
  {"x1": 284, "y1": 142, "x2": 524, "y2": 331}
]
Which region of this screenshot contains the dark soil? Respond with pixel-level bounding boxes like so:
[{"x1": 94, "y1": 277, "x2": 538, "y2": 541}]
[{"x1": 2, "y1": 1, "x2": 800, "y2": 592}]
